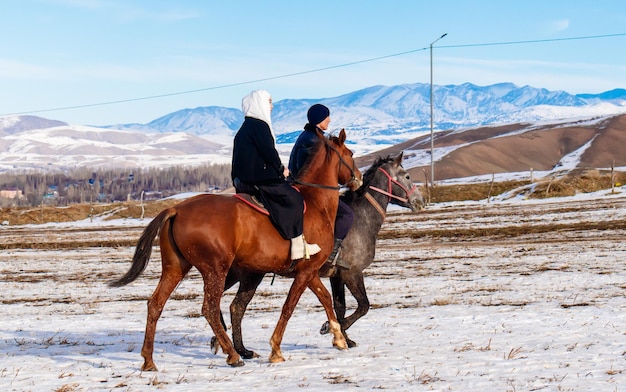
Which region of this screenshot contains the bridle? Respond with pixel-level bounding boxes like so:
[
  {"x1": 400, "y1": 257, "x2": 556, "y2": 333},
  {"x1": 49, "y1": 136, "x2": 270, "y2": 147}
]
[
  {"x1": 292, "y1": 140, "x2": 362, "y2": 190},
  {"x1": 365, "y1": 166, "x2": 417, "y2": 219}
]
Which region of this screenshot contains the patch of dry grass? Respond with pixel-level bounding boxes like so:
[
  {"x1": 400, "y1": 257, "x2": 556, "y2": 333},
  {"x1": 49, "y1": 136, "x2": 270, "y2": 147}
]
[
  {"x1": 427, "y1": 170, "x2": 625, "y2": 203},
  {"x1": 0, "y1": 199, "x2": 179, "y2": 226},
  {"x1": 1, "y1": 171, "x2": 623, "y2": 225}
]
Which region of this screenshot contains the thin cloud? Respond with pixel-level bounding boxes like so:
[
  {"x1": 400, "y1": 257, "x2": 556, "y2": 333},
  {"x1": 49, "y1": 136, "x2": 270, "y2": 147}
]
[
  {"x1": 0, "y1": 58, "x2": 61, "y2": 80},
  {"x1": 46, "y1": 0, "x2": 201, "y2": 23},
  {"x1": 550, "y1": 18, "x2": 570, "y2": 33}
]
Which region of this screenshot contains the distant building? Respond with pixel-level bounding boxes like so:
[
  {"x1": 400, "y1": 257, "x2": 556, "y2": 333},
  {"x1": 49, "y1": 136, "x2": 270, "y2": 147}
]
[
  {"x1": 44, "y1": 185, "x2": 59, "y2": 199},
  {"x1": 0, "y1": 188, "x2": 24, "y2": 199}
]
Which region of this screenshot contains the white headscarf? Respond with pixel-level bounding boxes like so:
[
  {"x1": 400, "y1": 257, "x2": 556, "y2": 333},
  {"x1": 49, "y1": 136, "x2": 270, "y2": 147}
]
[{"x1": 241, "y1": 89, "x2": 274, "y2": 138}]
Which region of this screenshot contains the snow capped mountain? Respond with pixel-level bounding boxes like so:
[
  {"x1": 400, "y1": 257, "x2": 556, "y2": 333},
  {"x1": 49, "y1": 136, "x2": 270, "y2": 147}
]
[
  {"x1": 576, "y1": 88, "x2": 626, "y2": 101},
  {"x1": 102, "y1": 106, "x2": 243, "y2": 147},
  {"x1": 1, "y1": 82, "x2": 625, "y2": 174},
  {"x1": 0, "y1": 115, "x2": 67, "y2": 136},
  {"x1": 106, "y1": 82, "x2": 624, "y2": 145},
  {"x1": 0, "y1": 122, "x2": 229, "y2": 171}
]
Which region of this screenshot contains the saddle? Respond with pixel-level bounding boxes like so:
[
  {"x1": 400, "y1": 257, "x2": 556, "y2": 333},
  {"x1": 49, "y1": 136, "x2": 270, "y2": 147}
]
[
  {"x1": 232, "y1": 178, "x2": 306, "y2": 216},
  {"x1": 233, "y1": 193, "x2": 269, "y2": 216},
  {"x1": 232, "y1": 178, "x2": 270, "y2": 215}
]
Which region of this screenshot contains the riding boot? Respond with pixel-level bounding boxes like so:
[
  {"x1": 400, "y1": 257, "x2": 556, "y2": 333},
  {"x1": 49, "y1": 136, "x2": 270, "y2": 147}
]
[
  {"x1": 290, "y1": 234, "x2": 321, "y2": 261},
  {"x1": 325, "y1": 238, "x2": 343, "y2": 266}
]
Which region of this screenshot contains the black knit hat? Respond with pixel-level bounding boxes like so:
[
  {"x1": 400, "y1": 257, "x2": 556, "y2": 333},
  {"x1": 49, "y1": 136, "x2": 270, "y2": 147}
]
[{"x1": 307, "y1": 104, "x2": 330, "y2": 126}]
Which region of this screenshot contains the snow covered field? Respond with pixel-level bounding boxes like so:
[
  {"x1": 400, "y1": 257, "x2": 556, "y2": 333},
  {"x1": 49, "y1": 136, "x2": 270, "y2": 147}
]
[{"x1": 1, "y1": 189, "x2": 625, "y2": 391}]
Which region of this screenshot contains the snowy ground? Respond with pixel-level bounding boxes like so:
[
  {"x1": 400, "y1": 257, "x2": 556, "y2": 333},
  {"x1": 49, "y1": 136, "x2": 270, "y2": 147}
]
[{"x1": 1, "y1": 189, "x2": 625, "y2": 391}]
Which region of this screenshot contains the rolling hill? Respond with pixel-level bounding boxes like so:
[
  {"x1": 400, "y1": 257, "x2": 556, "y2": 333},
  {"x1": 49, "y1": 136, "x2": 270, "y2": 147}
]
[{"x1": 1, "y1": 82, "x2": 625, "y2": 183}]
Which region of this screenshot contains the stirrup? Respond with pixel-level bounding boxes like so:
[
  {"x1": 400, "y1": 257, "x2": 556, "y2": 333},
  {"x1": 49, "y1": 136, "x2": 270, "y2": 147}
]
[{"x1": 325, "y1": 238, "x2": 342, "y2": 266}]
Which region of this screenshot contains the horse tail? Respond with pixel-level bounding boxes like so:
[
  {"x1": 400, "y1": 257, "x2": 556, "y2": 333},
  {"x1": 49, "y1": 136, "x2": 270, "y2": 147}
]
[{"x1": 109, "y1": 208, "x2": 177, "y2": 287}]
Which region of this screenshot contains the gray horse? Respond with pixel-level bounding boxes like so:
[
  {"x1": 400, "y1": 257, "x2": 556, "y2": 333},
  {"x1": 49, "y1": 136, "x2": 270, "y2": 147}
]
[
  {"x1": 319, "y1": 152, "x2": 424, "y2": 346},
  {"x1": 213, "y1": 152, "x2": 424, "y2": 357}
]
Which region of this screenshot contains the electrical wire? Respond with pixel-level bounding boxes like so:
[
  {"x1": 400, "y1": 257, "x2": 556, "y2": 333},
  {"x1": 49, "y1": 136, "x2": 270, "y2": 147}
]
[{"x1": 2, "y1": 32, "x2": 625, "y2": 117}]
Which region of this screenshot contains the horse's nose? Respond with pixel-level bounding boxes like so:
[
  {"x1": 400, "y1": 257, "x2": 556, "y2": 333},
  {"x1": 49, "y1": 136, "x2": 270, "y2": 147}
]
[
  {"x1": 354, "y1": 176, "x2": 363, "y2": 190},
  {"x1": 412, "y1": 197, "x2": 426, "y2": 212}
]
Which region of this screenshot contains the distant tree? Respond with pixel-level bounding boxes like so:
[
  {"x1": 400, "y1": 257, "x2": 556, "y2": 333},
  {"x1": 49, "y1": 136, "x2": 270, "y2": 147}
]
[{"x1": 0, "y1": 163, "x2": 232, "y2": 206}]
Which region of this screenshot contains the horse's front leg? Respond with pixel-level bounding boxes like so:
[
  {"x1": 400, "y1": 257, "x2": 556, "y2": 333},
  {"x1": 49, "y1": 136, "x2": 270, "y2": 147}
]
[
  {"x1": 319, "y1": 273, "x2": 347, "y2": 335},
  {"x1": 308, "y1": 274, "x2": 348, "y2": 350},
  {"x1": 268, "y1": 271, "x2": 312, "y2": 363}
]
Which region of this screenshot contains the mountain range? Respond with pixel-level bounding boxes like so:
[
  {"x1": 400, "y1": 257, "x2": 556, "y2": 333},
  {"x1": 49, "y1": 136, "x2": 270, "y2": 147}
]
[{"x1": 1, "y1": 82, "x2": 625, "y2": 181}]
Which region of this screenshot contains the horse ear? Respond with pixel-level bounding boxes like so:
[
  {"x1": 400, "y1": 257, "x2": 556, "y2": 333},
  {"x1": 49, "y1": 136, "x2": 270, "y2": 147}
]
[
  {"x1": 393, "y1": 151, "x2": 404, "y2": 166},
  {"x1": 338, "y1": 128, "x2": 346, "y2": 144}
]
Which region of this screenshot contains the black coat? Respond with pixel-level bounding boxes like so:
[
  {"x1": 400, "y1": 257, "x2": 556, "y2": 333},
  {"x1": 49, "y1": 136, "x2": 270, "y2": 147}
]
[
  {"x1": 288, "y1": 125, "x2": 321, "y2": 177},
  {"x1": 231, "y1": 117, "x2": 284, "y2": 185}
]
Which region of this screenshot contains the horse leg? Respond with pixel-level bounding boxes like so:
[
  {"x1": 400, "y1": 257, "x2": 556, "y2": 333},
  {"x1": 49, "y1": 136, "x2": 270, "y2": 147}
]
[
  {"x1": 268, "y1": 272, "x2": 312, "y2": 363},
  {"x1": 230, "y1": 272, "x2": 265, "y2": 359},
  {"x1": 339, "y1": 272, "x2": 370, "y2": 348},
  {"x1": 306, "y1": 274, "x2": 348, "y2": 351},
  {"x1": 210, "y1": 269, "x2": 241, "y2": 355},
  {"x1": 198, "y1": 268, "x2": 244, "y2": 367},
  {"x1": 141, "y1": 253, "x2": 191, "y2": 371},
  {"x1": 319, "y1": 274, "x2": 347, "y2": 335}
]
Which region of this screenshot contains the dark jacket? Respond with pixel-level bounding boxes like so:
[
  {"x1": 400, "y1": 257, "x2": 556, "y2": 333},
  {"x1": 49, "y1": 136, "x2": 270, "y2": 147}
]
[
  {"x1": 288, "y1": 124, "x2": 321, "y2": 178},
  {"x1": 231, "y1": 117, "x2": 284, "y2": 185}
]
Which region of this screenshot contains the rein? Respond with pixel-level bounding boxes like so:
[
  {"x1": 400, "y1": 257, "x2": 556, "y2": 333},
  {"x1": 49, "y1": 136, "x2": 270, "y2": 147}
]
[
  {"x1": 365, "y1": 167, "x2": 417, "y2": 219},
  {"x1": 291, "y1": 179, "x2": 340, "y2": 190},
  {"x1": 292, "y1": 138, "x2": 360, "y2": 191}
]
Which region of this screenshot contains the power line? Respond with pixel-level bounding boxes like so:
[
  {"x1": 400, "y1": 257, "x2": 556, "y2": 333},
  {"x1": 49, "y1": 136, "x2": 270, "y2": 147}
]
[
  {"x1": 439, "y1": 32, "x2": 626, "y2": 49},
  {"x1": 3, "y1": 32, "x2": 625, "y2": 117},
  {"x1": 1, "y1": 47, "x2": 430, "y2": 117}
]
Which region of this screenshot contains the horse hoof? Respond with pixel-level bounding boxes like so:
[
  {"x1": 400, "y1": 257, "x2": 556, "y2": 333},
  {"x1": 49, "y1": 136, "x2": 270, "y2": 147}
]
[
  {"x1": 333, "y1": 337, "x2": 348, "y2": 350},
  {"x1": 141, "y1": 362, "x2": 158, "y2": 372},
  {"x1": 240, "y1": 350, "x2": 260, "y2": 359},
  {"x1": 319, "y1": 321, "x2": 330, "y2": 335},
  {"x1": 228, "y1": 359, "x2": 245, "y2": 367},
  {"x1": 346, "y1": 338, "x2": 357, "y2": 348},
  {"x1": 269, "y1": 353, "x2": 285, "y2": 363}
]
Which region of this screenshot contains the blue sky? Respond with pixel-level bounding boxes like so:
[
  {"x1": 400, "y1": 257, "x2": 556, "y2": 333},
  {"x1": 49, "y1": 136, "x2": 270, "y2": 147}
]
[{"x1": 1, "y1": 0, "x2": 625, "y2": 125}]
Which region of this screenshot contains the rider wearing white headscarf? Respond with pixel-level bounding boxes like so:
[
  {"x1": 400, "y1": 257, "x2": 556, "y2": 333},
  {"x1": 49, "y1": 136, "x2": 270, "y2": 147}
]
[
  {"x1": 231, "y1": 90, "x2": 320, "y2": 261},
  {"x1": 231, "y1": 90, "x2": 282, "y2": 185},
  {"x1": 240, "y1": 89, "x2": 274, "y2": 138}
]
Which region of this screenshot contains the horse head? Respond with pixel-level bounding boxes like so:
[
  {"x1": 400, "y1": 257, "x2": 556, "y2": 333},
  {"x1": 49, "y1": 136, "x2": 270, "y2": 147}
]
[
  {"x1": 387, "y1": 152, "x2": 424, "y2": 211},
  {"x1": 367, "y1": 152, "x2": 424, "y2": 212},
  {"x1": 327, "y1": 129, "x2": 362, "y2": 191}
]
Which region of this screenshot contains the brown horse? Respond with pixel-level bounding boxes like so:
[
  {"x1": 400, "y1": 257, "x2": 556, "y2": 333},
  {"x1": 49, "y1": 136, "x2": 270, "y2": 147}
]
[
  {"x1": 212, "y1": 153, "x2": 424, "y2": 359},
  {"x1": 110, "y1": 129, "x2": 362, "y2": 369}
]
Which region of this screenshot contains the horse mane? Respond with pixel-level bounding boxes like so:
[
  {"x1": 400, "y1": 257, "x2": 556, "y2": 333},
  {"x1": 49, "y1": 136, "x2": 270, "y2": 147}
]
[
  {"x1": 294, "y1": 133, "x2": 329, "y2": 179},
  {"x1": 341, "y1": 155, "x2": 394, "y2": 203}
]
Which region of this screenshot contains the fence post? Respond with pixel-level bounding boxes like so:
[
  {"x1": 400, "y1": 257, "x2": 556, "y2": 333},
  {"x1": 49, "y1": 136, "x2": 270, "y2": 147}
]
[
  {"x1": 140, "y1": 190, "x2": 145, "y2": 220},
  {"x1": 487, "y1": 173, "x2": 495, "y2": 202},
  {"x1": 611, "y1": 160, "x2": 615, "y2": 193},
  {"x1": 422, "y1": 169, "x2": 431, "y2": 205}
]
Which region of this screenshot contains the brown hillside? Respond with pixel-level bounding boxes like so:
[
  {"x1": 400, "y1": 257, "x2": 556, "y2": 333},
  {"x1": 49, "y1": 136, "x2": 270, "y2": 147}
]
[
  {"x1": 579, "y1": 114, "x2": 626, "y2": 168},
  {"x1": 358, "y1": 114, "x2": 626, "y2": 181}
]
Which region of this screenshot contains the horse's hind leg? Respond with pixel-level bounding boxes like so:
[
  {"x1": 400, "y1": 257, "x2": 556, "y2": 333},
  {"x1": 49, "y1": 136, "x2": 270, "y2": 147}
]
[
  {"x1": 198, "y1": 267, "x2": 244, "y2": 367},
  {"x1": 210, "y1": 270, "x2": 239, "y2": 355},
  {"x1": 141, "y1": 245, "x2": 191, "y2": 371},
  {"x1": 210, "y1": 270, "x2": 264, "y2": 359},
  {"x1": 230, "y1": 272, "x2": 264, "y2": 359}
]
